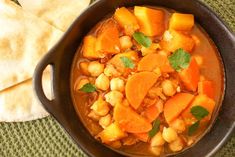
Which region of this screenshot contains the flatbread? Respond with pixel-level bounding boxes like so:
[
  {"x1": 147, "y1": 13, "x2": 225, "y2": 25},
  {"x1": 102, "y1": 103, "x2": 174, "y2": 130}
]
[
  {"x1": 0, "y1": 71, "x2": 51, "y2": 122},
  {"x1": 18, "y1": 0, "x2": 90, "y2": 31},
  {"x1": 0, "y1": 0, "x2": 63, "y2": 91}
]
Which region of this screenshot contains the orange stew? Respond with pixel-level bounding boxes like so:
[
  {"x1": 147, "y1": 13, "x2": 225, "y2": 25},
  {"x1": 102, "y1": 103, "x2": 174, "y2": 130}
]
[{"x1": 71, "y1": 6, "x2": 224, "y2": 156}]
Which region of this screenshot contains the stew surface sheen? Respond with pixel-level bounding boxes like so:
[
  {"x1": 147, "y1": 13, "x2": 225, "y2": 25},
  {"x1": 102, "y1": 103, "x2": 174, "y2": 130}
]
[{"x1": 71, "y1": 6, "x2": 224, "y2": 156}]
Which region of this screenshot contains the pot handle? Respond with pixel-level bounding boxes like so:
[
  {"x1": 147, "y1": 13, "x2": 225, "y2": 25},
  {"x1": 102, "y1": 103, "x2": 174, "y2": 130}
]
[{"x1": 33, "y1": 52, "x2": 55, "y2": 112}]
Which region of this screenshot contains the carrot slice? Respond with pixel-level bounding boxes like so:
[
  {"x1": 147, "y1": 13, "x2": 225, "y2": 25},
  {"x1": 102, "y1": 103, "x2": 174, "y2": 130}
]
[
  {"x1": 126, "y1": 72, "x2": 159, "y2": 109},
  {"x1": 137, "y1": 53, "x2": 174, "y2": 73},
  {"x1": 114, "y1": 103, "x2": 152, "y2": 133},
  {"x1": 133, "y1": 133, "x2": 149, "y2": 142},
  {"x1": 198, "y1": 80, "x2": 215, "y2": 99},
  {"x1": 134, "y1": 6, "x2": 165, "y2": 36},
  {"x1": 143, "y1": 104, "x2": 161, "y2": 123},
  {"x1": 160, "y1": 30, "x2": 195, "y2": 52},
  {"x1": 179, "y1": 58, "x2": 200, "y2": 92},
  {"x1": 181, "y1": 94, "x2": 216, "y2": 125},
  {"x1": 164, "y1": 93, "x2": 195, "y2": 123},
  {"x1": 95, "y1": 21, "x2": 121, "y2": 54},
  {"x1": 169, "y1": 13, "x2": 194, "y2": 31},
  {"x1": 114, "y1": 7, "x2": 139, "y2": 35}
]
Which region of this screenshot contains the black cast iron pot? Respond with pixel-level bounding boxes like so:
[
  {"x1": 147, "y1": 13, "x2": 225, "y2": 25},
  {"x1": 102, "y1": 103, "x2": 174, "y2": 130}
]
[{"x1": 34, "y1": 0, "x2": 235, "y2": 156}]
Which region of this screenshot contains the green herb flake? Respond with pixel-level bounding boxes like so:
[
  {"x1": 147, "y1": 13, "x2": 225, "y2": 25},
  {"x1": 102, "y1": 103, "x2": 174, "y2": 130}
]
[
  {"x1": 133, "y1": 32, "x2": 152, "y2": 48},
  {"x1": 80, "y1": 83, "x2": 96, "y2": 93},
  {"x1": 168, "y1": 48, "x2": 191, "y2": 72},
  {"x1": 190, "y1": 105, "x2": 209, "y2": 120},
  {"x1": 120, "y1": 56, "x2": 135, "y2": 69},
  {"x1": 148, "y1": 119, "x2": 161, "y2": 138},
  {"x1": 188, "y1": 121, "x2": 200, "y2": 136}
]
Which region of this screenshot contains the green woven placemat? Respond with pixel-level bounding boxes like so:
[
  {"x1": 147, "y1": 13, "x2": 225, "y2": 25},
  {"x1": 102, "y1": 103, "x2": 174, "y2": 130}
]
[{"x1": 1, "y1": 0, "x2": 234, "y2": 157}]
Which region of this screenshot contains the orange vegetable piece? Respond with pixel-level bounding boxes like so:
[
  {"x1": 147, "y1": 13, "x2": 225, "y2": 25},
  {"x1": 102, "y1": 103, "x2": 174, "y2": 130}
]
[
  {"x1": 114, "y1": 103, "x2": 152, "y2": 133},
  {"x1": 164, "y1": 93, "x2": 195, "y2": 123},
  {"x1": 82, "y1": 35, "x2": 104, "y2": 59},
  {"x1": 134, "y1": 6, "x2": 165, "y2": 36},
  {"x1": 108, "y1": 51, "x2": 139, "y2": 73},
  {"x1": 137, "y1": 53, "x2": 174, "y2": 73},
  {"x1": 114, "y1": 7, "x2": 139, "y2": 35},
  {"x1": 95, "y1": 21, "x2": 121, "y2": 54},
  {"x1": 160, "y1": 30, "x2": 195, "y2": 52},
  {"x1": 126, "y1": 72, "x2": 159, "y2": 109},
  {"x1": 169, "y1": 13, "x2": 194, "y2": 31},
  {"x1": 143, "y1": 104, "x2": 161, "y2": 123},
  {"x1": 198, "y1": 80, "x2": 215, "y2": 99},
  {"x1": 181, "y1": 94, "x2": 216, "y2": 125},
  {"x1": 179, "y1": 58, "x2": 200, "y2": 92},
  {"x1": 133, "y1": 133, "x2": 149, "y2": 142}
]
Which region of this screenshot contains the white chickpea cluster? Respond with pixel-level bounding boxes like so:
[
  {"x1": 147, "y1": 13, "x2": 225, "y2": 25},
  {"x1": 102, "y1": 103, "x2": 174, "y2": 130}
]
[
  {"x1": 110, "y1": 78, "x2": 125, "y2": 92},
  {"x1": 104, "y1": 91, "x2": 123, "y2": 106},
  {"x1": 95, "y1": 73, "x2": 110, "y2": 90}
]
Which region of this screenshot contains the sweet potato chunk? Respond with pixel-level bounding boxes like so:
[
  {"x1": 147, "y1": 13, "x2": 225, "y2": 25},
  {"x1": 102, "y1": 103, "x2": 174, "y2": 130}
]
[
  {"x1": 82, "y1": 35, "x2": 104, "y2": 59},
  {"x1": 169, "y1": 13, "x2": 194, "y2": 31},
  {"x1": 126, "y1": 72, "x2": 159, "y2": 109},
  {"x1": 114, "y1": 103, "x2": 152, "y2": 133},
  {"x1": 114, "y1": 7, "x2": 139, "y2": 35},
  {"x1": 138, "y1": 53, "x2": 174, "y2": 73},
  {"x1": 95, "y1": 21, "x2": 121, "y2": 54},
  {"x1": 164, "y1": 93, "x2": 195, "y2": 123},
  {"x1": 182, "y1": 94, "x2": 216, "y2": 125},
  {"x1": 97, "y1": 123, "x2": 127, "y2": 144},
  {"x1": 160, "y1": 30, "x2": 195, "y2": 52},
  {"x1": 198, "y1": 80, "x2": 215, "y2": 99},
  {"x1": 179, "y1": 58, "x2": 200, "y2": 92},
  {"x1": 134, "y1": 6, "x2": 165, "y2": 36}
]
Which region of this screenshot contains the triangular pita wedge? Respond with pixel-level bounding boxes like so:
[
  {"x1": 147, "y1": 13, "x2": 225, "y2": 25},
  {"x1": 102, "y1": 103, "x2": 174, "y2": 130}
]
[
  {"x1": 0, "y1": 71, "x2": 51, "y2": 122},
  {"x1": 18, "y1": 0, "x2": 90, "y2": 31},
  {"x1": 0, "y1": 0, "x2": 63, "y2": 91}
]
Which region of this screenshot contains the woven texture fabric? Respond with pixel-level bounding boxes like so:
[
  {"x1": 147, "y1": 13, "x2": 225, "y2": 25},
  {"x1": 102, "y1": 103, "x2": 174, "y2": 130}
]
[{"x1": 1, "y1": 0, "x2": 235, "y2": 157}]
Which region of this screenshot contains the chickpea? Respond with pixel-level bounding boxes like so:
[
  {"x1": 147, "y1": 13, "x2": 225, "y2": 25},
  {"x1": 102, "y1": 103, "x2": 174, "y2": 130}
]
[
  {"x1": 110, "y1": 78, "x2": 125, "y2": 92},
  {"x1": 75, "y1": 78, "x2": 89, "y2": 91},
  {"x1": 169, "y1": 137, "x2": 184, "y2": 152},
  {"x1": 161, "y1": 80, "x2": 177, "y2": 96},
  {"x1": 88, "y1": 110, "x2": 100, "y2": 121},
  {"x1": 170, "y1": 118, "x2": 186, "y2": 133},
  {"x1": 95, "y1": 73, "x2": 110, "y2": 91},
  {"x1": 99, "y1": 114, "x2": 112, "y2": 128},
  {"x1": 90, "y1": 98, "x2": 110, "y2": 116},
  {"x1": 119, "y1": 36, "x2": 133, "y2": 50},
  {"x1": 150, "y1": 146, "x2": 163, "y2": 156},
  {"x1": 162, "y1": 127, "x2": 178, "y2": 143},
  {"x1": 151, "y1": 132, "x2": 165, "y2": 147},
  {"x1": 104, "y1": 64, "x2": 121, "y2": 77},
  {"x1": 88, "y1": 61, "x2": 104, "y2": 77},
  {"x1": 79, "y1": 61, "x2": 90, "y2": 75},
  {"x1": 104, "y1": 91, "x2": 123, "y2": 106}
]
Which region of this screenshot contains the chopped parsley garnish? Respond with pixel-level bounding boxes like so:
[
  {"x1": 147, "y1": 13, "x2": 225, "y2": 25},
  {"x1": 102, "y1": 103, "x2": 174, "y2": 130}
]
[
  {"x1": 80, "y1": 83, "x2": 96, "y2": 93},
  {"x1": 188, "y1": 105, "x2": 209, "y2": 136},
  {"x1": 168, "y1": 48, "x2": 191, "y2": 72},
  {"x1": 120, "y1": 56, "x2": 135, "y2": 69},
  {"x1": 191, "y1": 105, "x2": 209, "y2": 120},
  {"x1": 133, "y1": 32, "x2": 152, "y2": 48},
  {"x1": 188, "y1": 121, "x2": 200, "y2": 136},
  {"x1": 148, "y1": 119, "x2": 161, "y2": 138}
]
